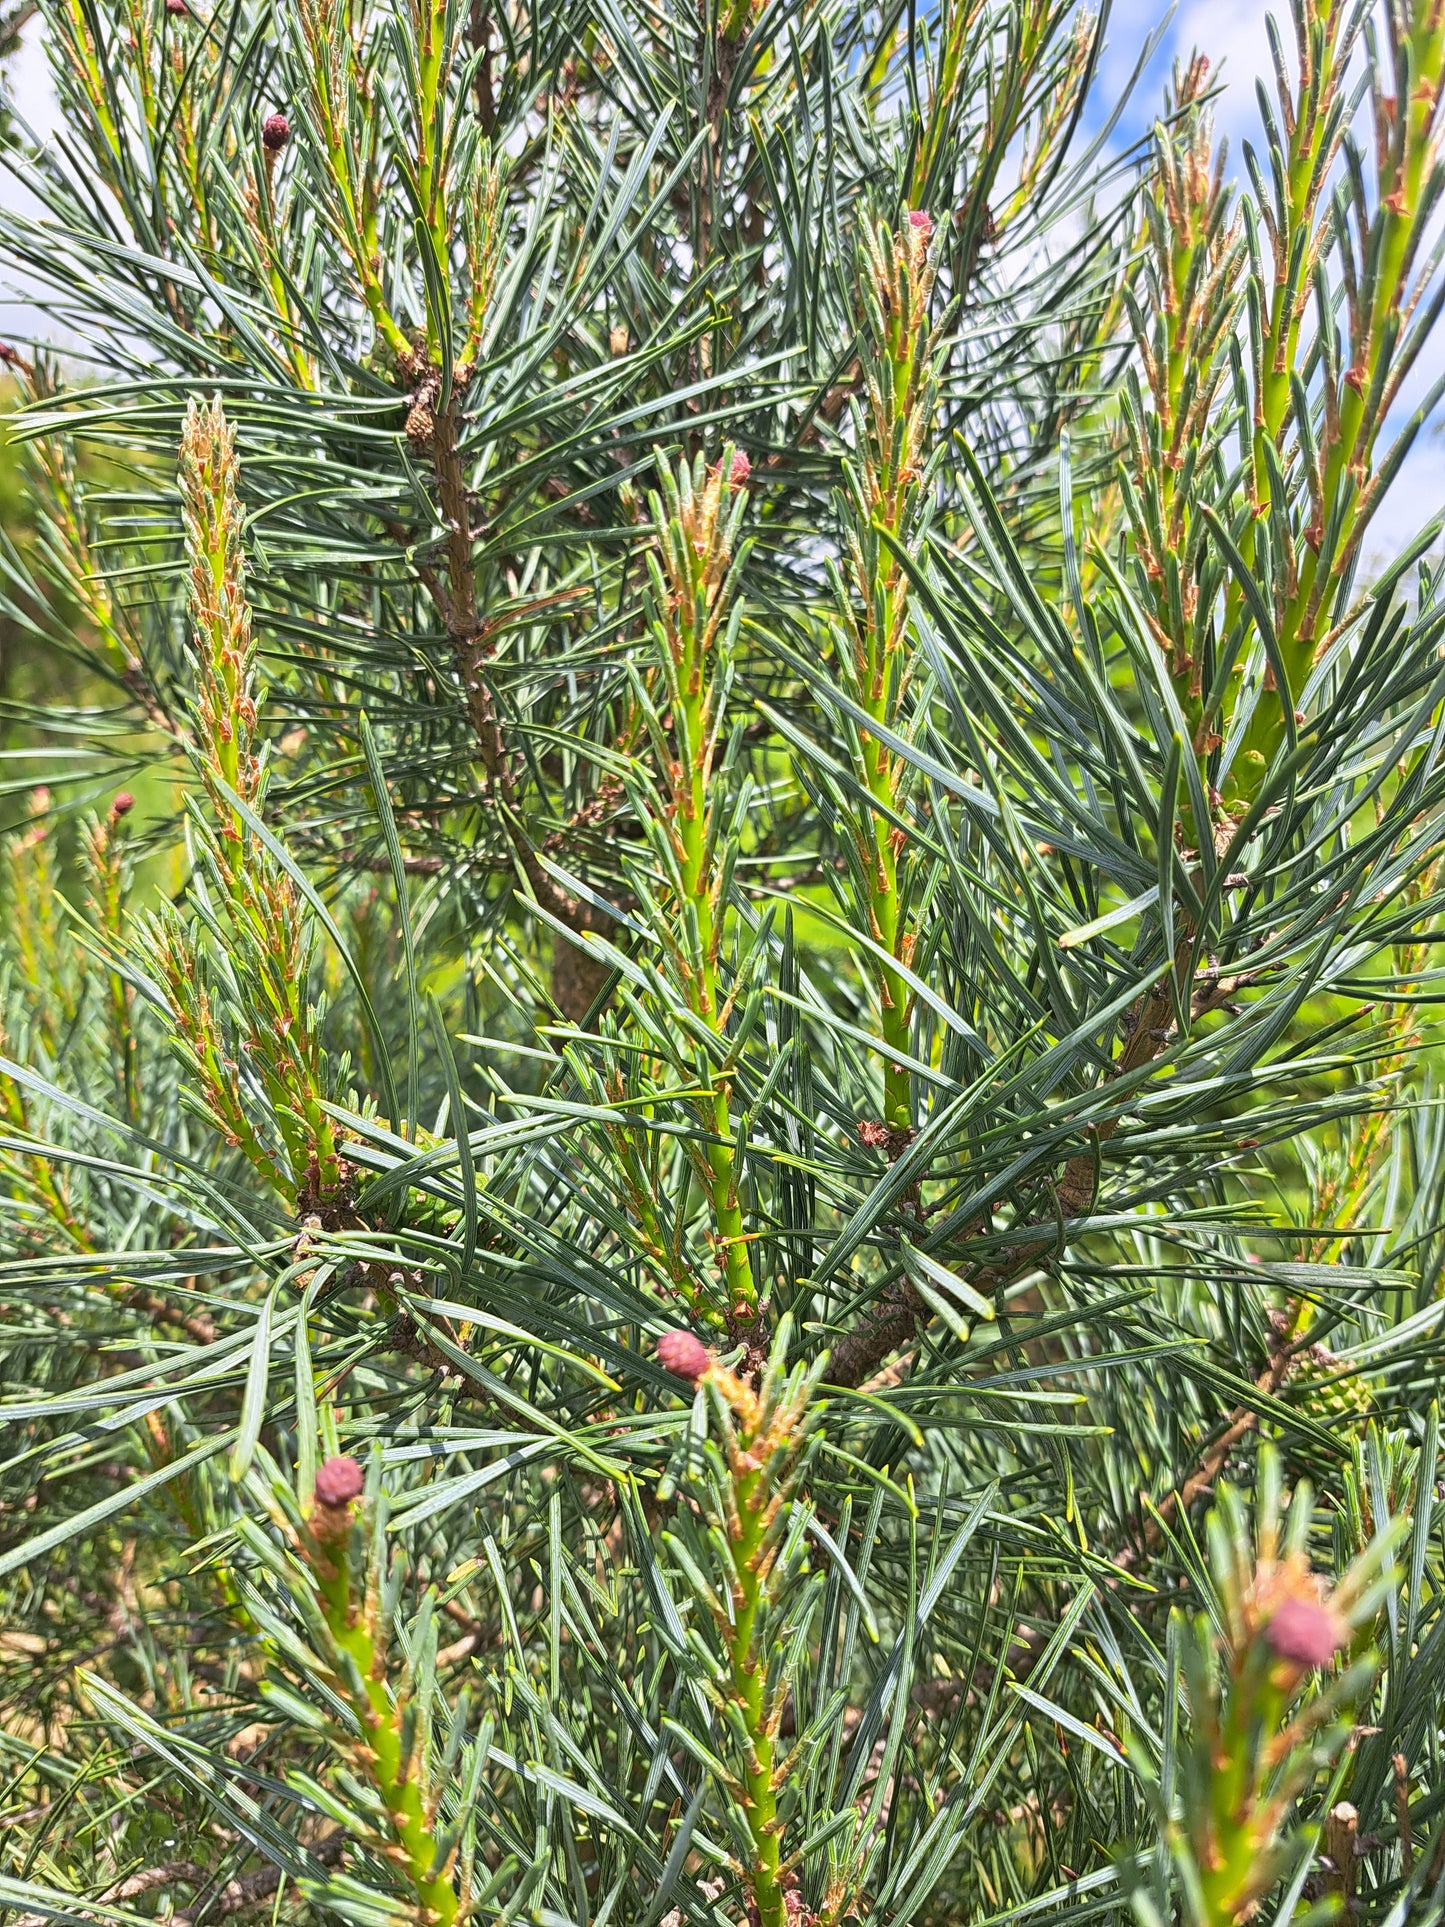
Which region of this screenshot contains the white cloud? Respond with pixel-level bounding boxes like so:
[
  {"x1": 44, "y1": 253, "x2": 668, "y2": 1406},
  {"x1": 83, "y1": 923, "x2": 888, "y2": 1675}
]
[
  {"x1": 1362, "y1": 428, "x2": 1445, "y2": 567},
  {"x1": 1171, "y1": 0, "x2": 1277, "y2": 133},
  {"x1": 8, "y1": 18, "x2": 61, "y2": 154},
  {"x1": 0, "y1": 24, "x2": 71, "y2": 346},
  {"x1": 1096, "y1": 0, "x2": 1281, "y2": 149}
]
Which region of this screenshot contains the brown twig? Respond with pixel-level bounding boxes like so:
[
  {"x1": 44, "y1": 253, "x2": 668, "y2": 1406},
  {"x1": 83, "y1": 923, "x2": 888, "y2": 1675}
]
[
  {"x1": 6, "y1": 1864, "x2": 207, "y2": 1927},
  {"x1": 292, "y1": 833, "x2": 447, "y2": 876},
  {"x1": 383, "y1": 451, "x2": 620, "y2": 1019},
  {"x1": 829, "y1": 1279, "x2": 927, "y2": 1390},
  {"x1": 170, "y1": 1832, "x2": 345, "y2": 1925},
  {"x1": 1111, "y1": 1313, "x2": 1306, "y2": 1571},
  {"x1": 1322, "y1": 1802, "x2": 1359, "y2": 1904},
  {"x1": 1394, "y1": 1751, "x2": 1414, "y2": 1875},
  {"x1": 830, "y1": 948, "x2": 1191, "y2": 1388},
  {"x1": 125, "y1": 1285, "x2": 217, "y2": 1345},
  {"x1": 466, "y1": 0, "x2": 495, "y2": 130},
  {"x1": 6, "y1": 1834, "x2": 344, "y2": 1927}
]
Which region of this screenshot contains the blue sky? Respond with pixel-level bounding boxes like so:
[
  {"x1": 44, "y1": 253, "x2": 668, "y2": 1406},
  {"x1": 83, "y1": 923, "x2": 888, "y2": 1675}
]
[
  {"x1": 0, "y1": 0, "x2": 1281, "y2": 178},
  {"x1": 1098, "y1": 0, "x2": 1275, "y2": 140},
  {"x1": 3, "y1": 0, "x2": 1441, "y2": 550}
]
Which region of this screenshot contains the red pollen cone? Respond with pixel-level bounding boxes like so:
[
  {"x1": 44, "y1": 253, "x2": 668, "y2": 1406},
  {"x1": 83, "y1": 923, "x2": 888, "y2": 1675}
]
[
  {"x1": 1266, "y1": 1594, "x2": 1345, "y2": 1668},
  {"x1": 314, "y1": 1455, "x2": 364, "y2": 1507},
  {"x1": 656, "y1": 1330, "x2": 711, "y2": 1383}
]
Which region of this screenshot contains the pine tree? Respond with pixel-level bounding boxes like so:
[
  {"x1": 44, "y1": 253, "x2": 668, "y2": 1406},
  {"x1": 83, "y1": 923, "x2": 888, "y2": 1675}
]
[{"x1": 0, "y1": 0, "x2": 1444, "y2": 1921}]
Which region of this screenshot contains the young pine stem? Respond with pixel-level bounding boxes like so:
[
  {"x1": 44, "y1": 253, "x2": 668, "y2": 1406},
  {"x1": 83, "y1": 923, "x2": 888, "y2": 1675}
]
[
  {"x1": 252, "y1": 120, "x2": 315, "y2": 390},
  {"x1": 458, "y1": 154, "x2": 506, "y2": 373},
  {"x1": 421, "y1": 0, "x2": 452, "y2": 233},
  {"x1": 1229, "y1": 0, "x2": 1441, "y2": 801},
  {"x1": 848, "y1": 213, "x2": 940, "y2": 1137},
  {"x1": 908, "y1": 1, "x2": 976, "y2": 205},
  {"x1": 1281, "y1": 0, "x2": 1443, "y2": 636},
  {"x1": 729, "y1": 1460, "x2": 785, "y2": 1926},
  {"x1": 649, "y1": 451, "x2": 756, "y2": 1320},
  {"x1": 170, "y1": 399, "x2": 343, "y2": 1204},
  {"x1": 1167, "y1": 1452, "x2": 1394, "y2": 1927},
  {"x1": 56, "y1": 0, "x2": 123, "y2": 166},
  {"x1": 305, "y1": 1462, "x2": 459, "y2": 1926},
  {"x1": 1215, "y1": 5, "x2": 1349, "y2": 804},
  {"x1": 83, "y1": 793, "x2": 139, "y2": 1122},
  {"x1": 1251, "y1": 10, "x2": 1351, "y2": 479},
  {"x1": 412, "y1": 0, "x2": 455, "y2": 350},
  {"x1": 1126, "y1": 59, "x2": 1243, "y2": 831},
  {"x1": 656, "y1": 1329, "x2": 824, "y2": 1927},
  {"x1": 297, "y1": 0, "x2": 410, "y2": 361},
  {"x1": 181, "y1": 399, "x2": 260, "y2": 847}
]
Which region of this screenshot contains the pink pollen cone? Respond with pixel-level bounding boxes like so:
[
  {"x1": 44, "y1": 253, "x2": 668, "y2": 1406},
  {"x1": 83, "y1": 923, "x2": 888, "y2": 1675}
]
[
  {"x1": 729, "y1": 451, "x2": 751, "y2": 486},
  {"x1": 314, "y1": 1455, "x2": 364, "y2": 1508},
  {"x1": 656, "y1": 1330, "x2": 711, "y2": 1383},
  {"x1": 263, "y1": 112, "x2": 290, "y2": 152},
  {"x1": 1266, "y1": 1594, "x2": 1346, "y2": 1668},
  {"x1": 908, "y1": 209, "x2": 933, "y2": 243},
  {"x1": 112, "y1": 792, "x2": 135, "y2": 817}
]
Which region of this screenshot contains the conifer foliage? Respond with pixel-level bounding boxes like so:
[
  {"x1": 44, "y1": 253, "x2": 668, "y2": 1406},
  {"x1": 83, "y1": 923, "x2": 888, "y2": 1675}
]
[{"x1": 1, "y1": 0, "x2": 1445, "y2": 1921}]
